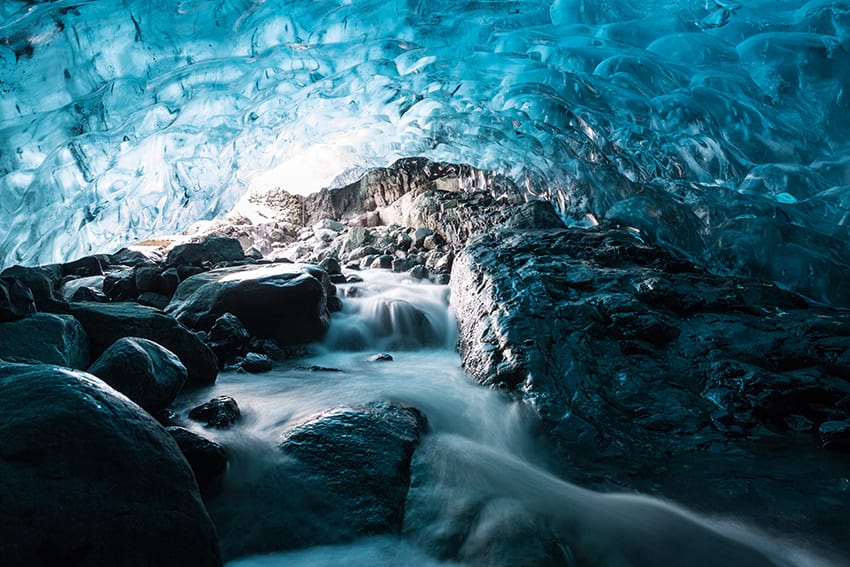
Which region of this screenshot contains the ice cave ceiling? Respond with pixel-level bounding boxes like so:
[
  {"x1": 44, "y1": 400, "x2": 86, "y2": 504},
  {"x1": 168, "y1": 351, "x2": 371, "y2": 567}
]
[{"x1": 1, "y1": 0, "x2": 849, "y2": 304}]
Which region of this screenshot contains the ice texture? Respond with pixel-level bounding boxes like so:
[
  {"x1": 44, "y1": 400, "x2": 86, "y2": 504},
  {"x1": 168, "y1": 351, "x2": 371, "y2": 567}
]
[{"x1": 1, "y1": 0, "x2": 849, "y2": 304}]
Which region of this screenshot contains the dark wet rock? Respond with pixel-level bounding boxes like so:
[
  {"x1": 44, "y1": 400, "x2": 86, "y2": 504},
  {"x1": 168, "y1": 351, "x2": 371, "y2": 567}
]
[
  {"x1": 451, "y1": 226, "x2": 850, "y2": 472},
  {"x1": 0, "y1": 313, "x2": 89, "y2": 369},
  {"x1": 62, "y1": 255, "x2": 105, "y2": 278},
  {"x1": 166, "y1": 236, "x2": 245, "y2": 268},
  {"x1": 155, "y1": 408, "x2": 180, "y2": 427},
  {"x1": 370, "y1": 352, "x2": 394, "y2": 362},
  {"x1": 207, "y1": 312, "x2": 251, "y2": 363},
  {"x1": 59, "y1": 275, "x2": 105, "y2": 302},
  {"x1": 413, "y1": 227, "x2": 434, "y2": 248},
  {"x1": 278, "y1": 402, "x2": 426, "y2": 542},
  {"x1": 72, "y1": 286, "x2": 105, "y2": 302},
  {"x1": 134, "y1": 265, "x2": 160, "y2": 293},
  {"x1": 371, "y1": 254, "x2": 394, "y2": 269},
  {"x1": 296, "y1": 364, "x2": 343, "y2": 372},
  {"x1": 166, "y1": 263, "x2": 333, "y2": 346},
  {"x1": 410, "y1": 265, "x2": 429, "y2": 280},
  {"x1": 240, "y1": 352, "x2": 273, "y2": 373},
  {"x1": 505, "y1": 199, "x2": 566, "y2": 230},
  {"x1": 69, "y1": 301, "x2": 218, "y2": 387},
  {"x1": 137, "y1": 291, "x2": 171, "y2": 310},
  {"x1": 0, "y1": 362, "x2": 221, "y2": 567},
  {"x1": 103, "y1": 267, "x2": 138, "y2": 301},
  {"x1": 109, "y1": 247, "x2": 158, "y2": 267},
  {"x1": 345, "y1": 273, "x2": 364, "y2": 284},
  {"x1": 177, "y1": 264, "x2": 204, "y2": 280},
  {"x1": 319, "y1": 256, "x2": 341, "y2": 275},
  {"x1": 167, "y1": 426, "x2": 228, "y2": 491},
  {"x1": 0, "y1": 276, "x2": 36, "y2": 322},
  {"x1": 392, "y1": 257, "x2": 415, "y2": 273},
  {"x1": 87, "y1": 337, "x2": 187, "y2": 413},
  {"x1": 0, "y1": 265, "x2": 66, "y2": 312},
  {"x1": 159, "y1": 267, "x2": 181, "y2": 297},
  {"x1": 189, "y1": 396, "x2": 241, "y2": 429}
]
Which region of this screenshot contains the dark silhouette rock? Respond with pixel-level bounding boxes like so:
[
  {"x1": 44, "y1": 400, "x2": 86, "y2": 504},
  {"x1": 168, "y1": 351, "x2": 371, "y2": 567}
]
[
  {"x1": 103, "y1": 268, "x2": 138, "y2": 301},
  {"x1": 166, "y1": 237, "x2": 245, "y2": 268},
  {"x1": 109, "y1": 248, "x2": 157, "y2": 267},
  {"x1": 69, "y1": 301, "x2": 218, "y2": 387},
  {"x1": 87, "y1": 337, "x2": 187, "y2": 413},
  {"x1": 0, "y1": 313, "x2": 88, "y2": 369},
  {"x1": 0, "y1": 362, "x2": 221, "y2": 566},
  {"x1": 207, "y1": 312, "x2": 251, "y2": 363},
  {"x1": 166, "y1": 263, "x2": 333, "y2": 346},
  {"x1": 189, "y1": 396, "x2": 241, "y2": 429},
  {"x1": 0, "y1": 276, "x2": 36, "y2": 322},
  {"x1": 62, "y1": 255, "x2": 105, "y2": 278},
  {"x1": 278, "y1": 402, "x2": 426, "y2": 543},
  {"x1": 166, "y1": 426, "x2": 228, "y2": 491},
  {"x1": 137, "y1": 291, "x2": 170, "y2": 310},
  {"x1": 0, "y1": 265, "x2": 66, "y2": 312}
]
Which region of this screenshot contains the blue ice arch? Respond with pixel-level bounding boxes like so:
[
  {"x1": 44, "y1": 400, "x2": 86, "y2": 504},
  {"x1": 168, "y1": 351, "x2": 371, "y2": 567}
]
[{"x1": 1, "y1": 0, "x2": 849, "y2": 304}]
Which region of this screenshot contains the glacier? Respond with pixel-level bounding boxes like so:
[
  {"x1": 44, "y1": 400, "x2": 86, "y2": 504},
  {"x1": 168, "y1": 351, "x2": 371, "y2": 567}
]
[{"x1": 1, "y1": 0, "x2": 850, "y2": 304}]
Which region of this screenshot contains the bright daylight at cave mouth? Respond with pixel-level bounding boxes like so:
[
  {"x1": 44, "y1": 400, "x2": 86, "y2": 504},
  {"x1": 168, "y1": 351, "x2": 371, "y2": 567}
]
[{"x1": 1, "y1": 1, "x2": 849, "y2": 566}]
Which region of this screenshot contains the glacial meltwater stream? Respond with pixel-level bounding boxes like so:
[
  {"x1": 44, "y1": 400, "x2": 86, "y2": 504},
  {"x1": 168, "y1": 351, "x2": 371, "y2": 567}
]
[{"x1": 174, "y1": 271, "x2": 839, "y2": 567}]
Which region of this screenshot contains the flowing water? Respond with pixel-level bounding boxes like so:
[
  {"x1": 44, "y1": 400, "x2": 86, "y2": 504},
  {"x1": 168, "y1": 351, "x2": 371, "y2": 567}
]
[{"x1": 174, "y1": 271, "x2": 842, "y2": 567}]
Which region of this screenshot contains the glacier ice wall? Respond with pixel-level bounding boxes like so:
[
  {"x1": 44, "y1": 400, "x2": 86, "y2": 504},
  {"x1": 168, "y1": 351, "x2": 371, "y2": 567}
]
[{"x1": 1, "y1": 0, "x2": 850, "y2": 304}]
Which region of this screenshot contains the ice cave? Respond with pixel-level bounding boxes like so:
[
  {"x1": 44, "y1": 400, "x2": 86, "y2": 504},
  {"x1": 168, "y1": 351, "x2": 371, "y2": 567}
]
[{"x1": 1, "y1": 1, "x2": 849, "y2": 566}]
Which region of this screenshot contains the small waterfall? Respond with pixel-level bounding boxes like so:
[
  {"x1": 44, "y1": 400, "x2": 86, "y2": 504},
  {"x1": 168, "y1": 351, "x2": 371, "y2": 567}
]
[{"x1": 322, "y1": 271, "x2": 457, "y2": 351}]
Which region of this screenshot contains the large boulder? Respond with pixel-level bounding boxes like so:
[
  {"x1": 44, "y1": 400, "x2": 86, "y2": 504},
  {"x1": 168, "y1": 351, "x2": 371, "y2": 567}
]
[
  {"x1": 0, "y1": 313, "x2": 89, "y2": 369},
  {"x1": 0, "y1": 265, "x2": 66, "y2": 312},
  {"x1": 87, "y1": 337, "x2": 187, "y2": 413},
  {"x1": 166, "y1": 237, "x2": 245, "y2": 268},
  {"x1": 0, "y1": 276, "x2": 36, "y2": 321},
  {"x1": 69, "y1": 301, "x2": 218, "y2": 387},
  {"x1": 166, "y1": 263, "x2": 333, "y2": 346},
  {"x1": 0, "y1": 362, "x2": 221, "y2": 566},
  {"x1": 278, "y1": 402, "x2": 426, "y2": 543},
  {"x1": 451, "y1": 225, "x2": 850, "y2": 533}
]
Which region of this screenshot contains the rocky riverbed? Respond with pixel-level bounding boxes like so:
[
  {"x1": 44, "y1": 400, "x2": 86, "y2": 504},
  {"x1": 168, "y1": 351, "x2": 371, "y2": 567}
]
[{"x1": 0, "y1": 158, "x2": 848, "y2": 566}]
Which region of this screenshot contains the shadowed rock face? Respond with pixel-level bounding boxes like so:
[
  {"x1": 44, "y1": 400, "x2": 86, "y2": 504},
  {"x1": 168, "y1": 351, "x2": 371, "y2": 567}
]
[
  {"x1": 0, "y1": 362, "x2": 221, "y2": 567},
  {"x1": 450, "y1": 224, "x2": 850, "y2": 537},
  {"x1": 69, "y1": 301, "x2": 218, "y2": 387}
]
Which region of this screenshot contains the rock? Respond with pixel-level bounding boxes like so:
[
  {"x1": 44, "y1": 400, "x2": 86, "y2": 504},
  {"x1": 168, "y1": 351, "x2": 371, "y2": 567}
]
[
  {"x1": 319, "y1": 256, "x2": 342, "y2": 275},
  {"x1": 109, "y1": 247, "x2": 157, "y2": 267},
  {"x1": 87, "y1": 337, "x2": 187, "y2": 413},
  {"x1": 62, "y1": 255, "x2": 105, "y2": 278},
  {"x1": 371, "y1": 254, "x2": 394, "y2": 269},
  {"x1": 166, "y1": 236, "x2": 245, "y2": 267},
  {"x1": 166, "y1": 263, "x2": 332, "y2": 346},
  {"x1": 241, "y1": 352, "x2": 273, "y2": 373},
  {"x1": 207, "y1": 312, "x2": 251, "y2": 363},
  {"x1": 189, "y1": 396, "x2": 241, "y2": 429},
  {"x1": 0, "y1": 276, "x2": 36, "y2": 322},
  {"x1": 451, "y1": 225, "x2": 850, "y2": 478},
  {"x1": 0, "y1": 265, "x2": 65, "y2": 312},
  {"x1": 159, "y1": 267, "x2": 181, "y2": 297},
  {"x1": 278, "y1": 402, "x2": 426, "y2": 542},
  {"x1": 166, "y1": 426, "x2": 228, "y2": 491},
  {"x1": 410, "y1": 265, "x2": 429, "y2": 280},
  {"x1": 58, "y1": 275, "x2": 104, "y2": 301},
  {"x1": 369, "y1": 352, "x2": 394, "y2": 362},
  {"x1": 505, "y1": 199, "x2": 566, "y2": 230},
  {"x1": 0, "y1": 313, "x2": 89, "y2": 369},
  {"x1": 413, "y1": 227, "x2": 434, "y2": 248},
  {"x1": 0, "y1": 362, "x2": 221, "y2": 566},
  {"x1": 69, "y1": 301, "x2": 218, "y2": 387},
  {"x1": 177, "y1": 264, "x2": 204, "y2": 280},
  {"x1": 392, "y1": 257, "x2": 415, "y2": 273},
  {"x1": 72, "y1": 286, "x2": 105, "y2": 302},
  {"x1": 422, "y1": 234, "x2": 443, "y2": 251},
  {"x1": 342, "y1": 226, "x2": 372, "y2": 252},
  {"x1": 103, "y1": 268, "x2": 138, "y2": 301},
  {"x1": 819, "y1": 420, "x2": 850, "y2": 451},
  {"x1": 134, "y1": 266, "x2": 160, "y2": 293},
  {"x1": 137, "y1": 291, "x2": 171, "y2": 310}
]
